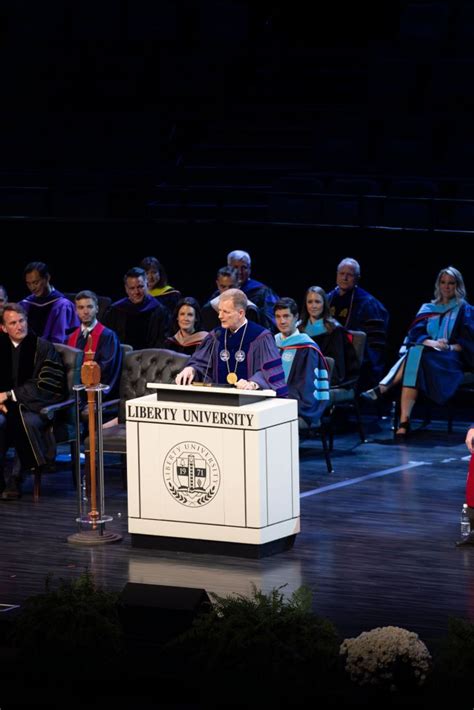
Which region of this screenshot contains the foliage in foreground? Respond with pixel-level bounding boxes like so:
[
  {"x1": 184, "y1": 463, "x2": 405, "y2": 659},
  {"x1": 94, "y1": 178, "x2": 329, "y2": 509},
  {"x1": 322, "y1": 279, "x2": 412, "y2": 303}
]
[
  {"x1": 12, "y1": 571, "x2": 123, "y2": 663},
  {"x1": 167, "y1": 583, "x2": 340, "y2": 692}
]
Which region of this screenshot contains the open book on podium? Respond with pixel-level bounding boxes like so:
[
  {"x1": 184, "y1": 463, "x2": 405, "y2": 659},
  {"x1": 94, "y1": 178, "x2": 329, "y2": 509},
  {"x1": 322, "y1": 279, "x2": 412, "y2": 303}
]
[{"x1": 126, "y1": 382, "x2": 300, "y2": 558}]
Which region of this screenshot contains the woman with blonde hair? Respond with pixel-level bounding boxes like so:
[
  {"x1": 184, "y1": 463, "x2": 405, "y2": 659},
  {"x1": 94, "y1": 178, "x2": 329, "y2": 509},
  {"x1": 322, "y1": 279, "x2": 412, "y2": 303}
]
[{"x1": 362, "y1": 266, "x2": 474, "y2": 437}]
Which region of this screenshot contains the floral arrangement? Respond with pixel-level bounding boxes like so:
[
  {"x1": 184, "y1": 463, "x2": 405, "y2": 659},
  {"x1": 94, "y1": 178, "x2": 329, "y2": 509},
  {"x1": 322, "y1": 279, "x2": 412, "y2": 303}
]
[{"x1": 340, "y1": 625, "x2": 431, "y2": 692}]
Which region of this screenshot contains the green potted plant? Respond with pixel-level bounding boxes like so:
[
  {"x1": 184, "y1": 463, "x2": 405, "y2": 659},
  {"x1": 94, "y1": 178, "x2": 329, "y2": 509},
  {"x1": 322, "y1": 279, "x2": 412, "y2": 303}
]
[
  {"x1": 165, "y1": 584, "x2": 340, "y2": 704},
  {"x1": 11, "y1": 571, "x2": 123, "y2": 683},
  {"x1": 433, "y1": 616, "x2": 474, "y2": 700}
]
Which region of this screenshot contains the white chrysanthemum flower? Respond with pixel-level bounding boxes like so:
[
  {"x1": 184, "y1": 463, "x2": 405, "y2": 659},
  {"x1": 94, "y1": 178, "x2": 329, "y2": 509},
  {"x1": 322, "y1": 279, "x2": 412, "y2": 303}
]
[{"x1": 339, "y1": 626, "x2": 431, "y2": 690}]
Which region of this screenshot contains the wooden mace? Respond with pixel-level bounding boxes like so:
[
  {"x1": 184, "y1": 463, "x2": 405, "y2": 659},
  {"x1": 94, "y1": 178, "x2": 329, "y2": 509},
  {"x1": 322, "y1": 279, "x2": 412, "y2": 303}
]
[{"x1": 81, "y1": 335, "x2": 101, "y2": 529}]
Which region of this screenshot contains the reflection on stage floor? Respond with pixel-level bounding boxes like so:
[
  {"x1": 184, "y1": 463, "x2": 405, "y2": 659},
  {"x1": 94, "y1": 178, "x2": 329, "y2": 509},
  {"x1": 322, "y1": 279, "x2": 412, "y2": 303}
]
[{"x1": 0, "y1": 416, "x2": 472, "y2": 641}]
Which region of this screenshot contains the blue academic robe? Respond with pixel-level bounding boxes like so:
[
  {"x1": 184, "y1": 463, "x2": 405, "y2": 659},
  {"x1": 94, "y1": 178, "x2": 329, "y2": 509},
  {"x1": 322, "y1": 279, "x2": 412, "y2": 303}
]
[
  {"x1": 276, "y1": 332, "x2": 330, "y2": 425},
  {"x1": 239, "y1": 278, "x2": 279, "y2": 332},
  {"x1": 327, "y1": 286, "x2": 389, "y2": 389},
  {"x1": 382, "y1": 301, "x2": 474, "y2": 404}
]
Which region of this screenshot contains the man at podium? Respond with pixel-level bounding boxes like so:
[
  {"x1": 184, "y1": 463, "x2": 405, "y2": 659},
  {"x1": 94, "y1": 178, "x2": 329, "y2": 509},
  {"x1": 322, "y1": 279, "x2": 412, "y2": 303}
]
[{"x1": 175, "y1": 289, "x2": 287, "y2": 395}]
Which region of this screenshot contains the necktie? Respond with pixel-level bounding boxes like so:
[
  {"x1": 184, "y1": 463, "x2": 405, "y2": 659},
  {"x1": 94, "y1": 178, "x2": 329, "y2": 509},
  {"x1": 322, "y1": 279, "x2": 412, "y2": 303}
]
[{"x1": 76, "y1": 329, "x2": 89, "y2": 350}]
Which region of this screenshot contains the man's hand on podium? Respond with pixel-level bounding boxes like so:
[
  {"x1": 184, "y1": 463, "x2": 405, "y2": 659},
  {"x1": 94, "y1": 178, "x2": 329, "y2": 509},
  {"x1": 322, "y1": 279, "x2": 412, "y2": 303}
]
[
  {"x1": 175, "y1": 366, "x2": 196, "y2": 385},
  {"x1": 236, "y1": 379, "x2": 259, "y2": 391}
]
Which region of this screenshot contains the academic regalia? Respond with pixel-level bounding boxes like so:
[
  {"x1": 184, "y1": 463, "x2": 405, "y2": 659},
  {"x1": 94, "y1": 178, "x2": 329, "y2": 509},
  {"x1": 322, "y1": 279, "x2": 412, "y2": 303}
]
[
  {"x1": 149, "y1": 285, "x2": 182, "y2": 315},
  {"x1": 239, "y1": 278, "x2": 279, "y2": 332},
  {"x1": 327, "y1": 286, "x2": 389, "y2": 389},
  {"x1": 164, "y1": 330, "x2": 208, "y2": 355},
  {"x1": 68, "y1": 322, "x2": 122, "y2": 397},
  {"x1": 186, "y1": 320, "x2": 287, "y2": 395},
  {"x1": 302, "y1": 321, "x2": 359, "y2": 386},
  {"x1": 381, "y1": 300, "x2": 474, "y2": 405},
  {"x1": 275, "y1": 332, "x2": 329, "y2": 425},
  {"x1": 103, "y1": 295, "x2": 169, "y2": 350},
  {"x1": 200, "y1": 294, "x2": 260, "y2": 332},
  {"x1": 20, "y1": 288, "x2": 79, "y2": 344},
  {"x1": 0, "y1": 333, "x2": 65, "y2": 473}
]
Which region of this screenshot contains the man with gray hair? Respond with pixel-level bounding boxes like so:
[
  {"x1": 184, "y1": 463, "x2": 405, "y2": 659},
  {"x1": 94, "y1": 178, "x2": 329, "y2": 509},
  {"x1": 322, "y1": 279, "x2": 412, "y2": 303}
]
[
  {"x1": 176, "y1": 288, "x2": 287, "y2": 394},
  {"x1": 227, "y1": 250, "x2": 279, "y2": 332},
  {"x1": 327, "y1": 257, "x2": 389, "y2": 390},
  {"x1": 0, "y1": 303, "x2": 65, "y2": 499}
]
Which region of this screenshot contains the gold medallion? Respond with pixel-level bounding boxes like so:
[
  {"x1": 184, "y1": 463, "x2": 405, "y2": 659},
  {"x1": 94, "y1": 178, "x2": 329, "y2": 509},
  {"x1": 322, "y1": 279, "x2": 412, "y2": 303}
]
[{"x1": 226, "y1": 372, "x2": 238, "y2": 385}]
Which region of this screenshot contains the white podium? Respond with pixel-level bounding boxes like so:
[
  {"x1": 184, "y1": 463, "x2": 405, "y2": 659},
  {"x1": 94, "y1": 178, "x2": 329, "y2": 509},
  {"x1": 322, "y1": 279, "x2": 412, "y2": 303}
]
[{"x1": 126, "y1": 384, "x2": 300, "y2": 557}]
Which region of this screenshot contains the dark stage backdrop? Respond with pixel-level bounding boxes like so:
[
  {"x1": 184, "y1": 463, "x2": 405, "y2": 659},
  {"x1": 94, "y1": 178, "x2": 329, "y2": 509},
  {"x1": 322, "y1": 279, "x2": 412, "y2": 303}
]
[{"x1": 2, "y1": 220, "x2": 472, "y2": 362}]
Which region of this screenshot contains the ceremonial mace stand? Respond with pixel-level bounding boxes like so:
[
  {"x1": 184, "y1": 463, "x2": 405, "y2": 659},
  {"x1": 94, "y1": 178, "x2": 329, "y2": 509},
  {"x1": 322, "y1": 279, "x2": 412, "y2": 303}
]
[{"x1": 68, "y1": 338, "x2": 122, "y2": 545}]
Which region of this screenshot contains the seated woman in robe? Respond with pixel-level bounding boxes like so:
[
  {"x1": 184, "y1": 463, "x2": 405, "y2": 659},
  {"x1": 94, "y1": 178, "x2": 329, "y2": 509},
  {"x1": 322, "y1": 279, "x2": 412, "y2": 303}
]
[
  {"x1": 299, "y1": 286, "x2": 358, "y2": 387},
  {"x1": 362, "y1": 266, "x2": 474, "y2": 437},
  {"x1": 164, "y1": 297, "x2": 208, "y2": 355},
  {"x1": 140, "y1": 256, "x2": 181, "y2": 315}
]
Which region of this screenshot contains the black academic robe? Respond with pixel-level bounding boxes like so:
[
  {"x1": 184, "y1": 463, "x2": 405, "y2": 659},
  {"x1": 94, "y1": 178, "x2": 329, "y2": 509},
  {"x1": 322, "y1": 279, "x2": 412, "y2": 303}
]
[
  {"x1": 240, "y1": 278, "x2": 279, "y2": 332},
  {"x1": 327, "y1": 286, "x2": 389, "y2": 389},
  {"x1": 0, "y1": 333, "x2": 65, "y2": 472},
  {"x1": 311, "y1": 327, "x2": 359, "y2": 387},
  {"x1": 103, "y1": 296, "x2": 170, "y2": 350}
]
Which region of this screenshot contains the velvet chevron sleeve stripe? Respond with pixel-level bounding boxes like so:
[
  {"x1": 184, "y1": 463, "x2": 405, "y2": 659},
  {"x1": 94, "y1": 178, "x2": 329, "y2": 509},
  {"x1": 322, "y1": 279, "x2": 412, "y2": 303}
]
[
  {"x1": 262, "y1": 357, "x2": 288, "y2": 396},
  {"x1": 38, "y1": 359, "x2": 65, "y2": 394},
  {"x1": 314, "y1": 367, "x2": 330, "y2": 400}
]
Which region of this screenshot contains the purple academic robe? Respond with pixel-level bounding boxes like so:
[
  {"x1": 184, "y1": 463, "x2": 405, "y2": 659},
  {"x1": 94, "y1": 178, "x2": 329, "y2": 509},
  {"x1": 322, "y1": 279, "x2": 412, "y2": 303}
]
[
  {"x1": 20, "y1": 289, "x2": 79, "y2": 344},
  {"x1": 186, "y1": 320, "x2": 287, "y2": 395}
]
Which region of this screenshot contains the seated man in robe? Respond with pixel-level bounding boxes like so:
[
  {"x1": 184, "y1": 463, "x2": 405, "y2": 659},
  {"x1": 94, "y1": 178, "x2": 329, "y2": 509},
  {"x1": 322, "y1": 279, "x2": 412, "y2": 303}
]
[
  {"x1": 201, "y1": 266, "x2": 260, "y2": 331},
  {"x1": 274, "y1": 298, "x2": 329, "y2": 426},
  {"x1": 227, "y1": 250, "x2": 279, "y2": 332},
  {"x1": 103, "y1": 267, "x2": 170, "y2": 350},
  {"x1": 0, "y1": 303, "x2": 66, "y2": 499},
  {"x1": 327, "y1": 257, "x2": 388, "y2": 391},
  {"x1": 20, "y1": 261, "x2": 79, "y2": 344},
  {"x1": 68, "y1": 290, "x2": 122, "y2": 398}
]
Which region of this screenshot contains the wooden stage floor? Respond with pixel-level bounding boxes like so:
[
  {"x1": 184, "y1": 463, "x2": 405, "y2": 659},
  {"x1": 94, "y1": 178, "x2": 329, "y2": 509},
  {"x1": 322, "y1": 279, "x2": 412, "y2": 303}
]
[{"x1": 1, "y1": 415, "x2": 472, "y2": 644}]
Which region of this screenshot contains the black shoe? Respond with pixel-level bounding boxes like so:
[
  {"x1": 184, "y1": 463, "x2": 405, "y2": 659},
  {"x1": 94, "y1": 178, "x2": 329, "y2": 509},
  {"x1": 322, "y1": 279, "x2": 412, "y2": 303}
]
[
  {"x1": 456, "y1": 532, "x2": 474, "y2": 547},
  {"x1": 395, "y1": 420, "x2": 411, "y2": 439}
]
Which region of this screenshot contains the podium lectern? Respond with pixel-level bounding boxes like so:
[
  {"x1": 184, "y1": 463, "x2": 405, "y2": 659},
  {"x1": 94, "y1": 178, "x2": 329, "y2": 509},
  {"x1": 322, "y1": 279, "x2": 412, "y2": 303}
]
[{"x1": 126, "y1": 384, "x2": 300, "y2": 557}]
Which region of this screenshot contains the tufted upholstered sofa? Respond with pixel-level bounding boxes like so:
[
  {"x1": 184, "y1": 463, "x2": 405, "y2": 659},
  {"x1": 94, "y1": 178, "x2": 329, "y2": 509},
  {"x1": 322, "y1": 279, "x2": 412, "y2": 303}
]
[{"x1": 85, "y1": 348, "x2": 190, "y2": 462}]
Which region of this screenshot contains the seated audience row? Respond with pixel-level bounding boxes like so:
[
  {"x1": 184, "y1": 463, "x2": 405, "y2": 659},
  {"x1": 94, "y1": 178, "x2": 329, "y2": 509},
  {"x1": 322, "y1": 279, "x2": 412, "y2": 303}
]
[{"x1": 2, "y1": 258, "x2": 474, "y2": 501}]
